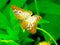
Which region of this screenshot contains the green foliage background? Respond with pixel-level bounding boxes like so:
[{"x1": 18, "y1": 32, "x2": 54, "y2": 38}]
[{"x1": 0, "y1": 0, "x2": 60, "y2": 45}]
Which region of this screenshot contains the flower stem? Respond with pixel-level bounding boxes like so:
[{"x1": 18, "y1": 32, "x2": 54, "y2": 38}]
[
  {"x1": 34, "y1": 0, "x2": 39, "y2": 15},
  {"x1": 24, "y1": 4, "x2": 28, "y2": 10},
  {"x1": 37, "y1": 27, "x2": 58, "y2": 45}
]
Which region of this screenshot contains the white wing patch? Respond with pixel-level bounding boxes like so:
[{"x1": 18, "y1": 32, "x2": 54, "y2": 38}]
[{"x1": 25, "y1": 16, "x2": 37, "y2": 30}]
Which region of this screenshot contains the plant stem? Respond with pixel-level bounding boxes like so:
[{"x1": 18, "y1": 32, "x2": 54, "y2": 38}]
[
  {"x1": 34, "y1": 37, "x2": 40, "y2": 45},
  {"x1": 34, "y1": 0, "x2": 39, "y2": 14},
  {"x1": 37, "y1": 27, "x2": 58, "y2": 45},
  {"x1": 24, "y1": 4, "x2": 28, "y2": 10}
]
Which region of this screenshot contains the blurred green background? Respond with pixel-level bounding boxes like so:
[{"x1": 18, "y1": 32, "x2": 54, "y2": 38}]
[{"x1": 0, "y1": 0, "x2": 60, "y2": 45}]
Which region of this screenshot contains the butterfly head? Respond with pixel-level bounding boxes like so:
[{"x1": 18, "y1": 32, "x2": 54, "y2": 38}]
[{"x1": 12, "y1": 6, "x2": 24, "y2": 20}]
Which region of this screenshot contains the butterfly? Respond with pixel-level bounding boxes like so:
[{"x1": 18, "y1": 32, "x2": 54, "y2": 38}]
[{"x1": 12, "y1": 5, "x2": 41, "y2": 34}]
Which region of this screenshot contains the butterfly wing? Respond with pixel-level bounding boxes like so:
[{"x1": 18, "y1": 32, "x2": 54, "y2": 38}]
[
  {"x1": 21, "y1": 15, "x2": 41, "y2": 34},
  {"x1": 29, "y1": 15, "x2": 41, "y2": 34},
  {"x1": 12, "y1": 5, "x2": 32, "y2": 21}
]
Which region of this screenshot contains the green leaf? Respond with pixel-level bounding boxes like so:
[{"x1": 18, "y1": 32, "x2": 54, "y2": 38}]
[
  {"x1": 25, "y1": 38, "x2": 34, "y2": 42},
  {"x1": 0, "y1": 12, "x2": 9, "y2": 26},
  {"x1": 0, "y1": 0, "x2": 7, "y2": 10},
  {"x1": 19, "y1": 30, "x2": 30, "y2": 42},
  {"x1": 8, "y1": 41, "x2": 20, "y2": 45},
  {"x1": 41, "y1": 14, "x2": 60, "y2": 40},
  {"x1": 5, "y1": 26, "x2": 19, "y2": 40},
  {"x1": 22, "y1": 38, "x2": 34, "y2": 45},
  {"x1": 9, "y1": 8, "x2": 17, "y2": 27},
  {"x1": 24, "y1": 30, "x2": 30, "y2": 37},
  {"x1": 0, "y1": 34, "x2": 10, "y2": 40},
  {"x1": 0, "y1": 42, "x2": 7, "y2": 45},
  {"x1": 38, "y1": 19, "x2": 50, "y2": 24}
]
